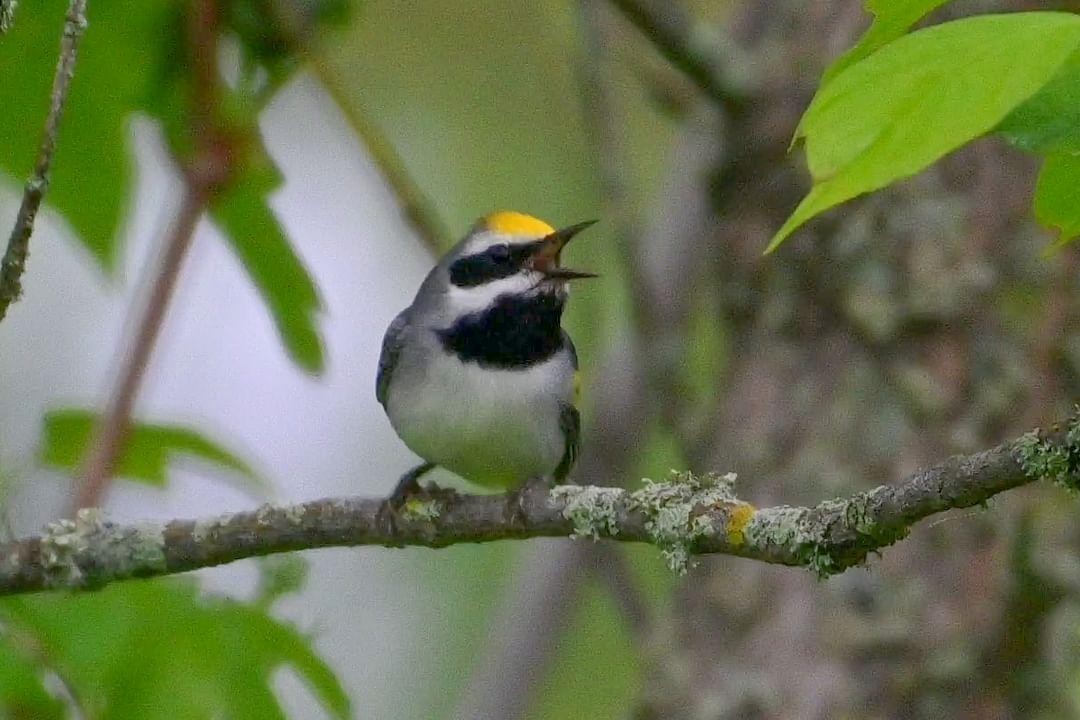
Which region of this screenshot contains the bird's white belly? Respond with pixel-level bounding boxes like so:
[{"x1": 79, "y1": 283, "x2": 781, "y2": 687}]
[{"x1": 386, "y1": 351, "x2": 573, "y2": 488}]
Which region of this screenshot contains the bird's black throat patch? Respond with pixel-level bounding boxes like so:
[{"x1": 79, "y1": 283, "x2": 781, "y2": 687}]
[{"x1": 437, "y1": 291, "x2": 566, "y2": 368}]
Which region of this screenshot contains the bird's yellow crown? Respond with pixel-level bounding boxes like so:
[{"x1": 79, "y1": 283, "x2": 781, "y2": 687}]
[{"x1": 483, "y1": 211, "x2": 555, "y2": 238}]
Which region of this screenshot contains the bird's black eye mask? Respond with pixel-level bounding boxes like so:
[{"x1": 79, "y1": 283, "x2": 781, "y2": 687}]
[{"x1": 448, "y1": 242, "x2": 537, "y2": 287}]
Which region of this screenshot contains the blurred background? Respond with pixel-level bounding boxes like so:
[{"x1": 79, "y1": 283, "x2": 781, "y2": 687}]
[{"x1": 2, "y1": 0, "x2": 1080, "y2": 718}]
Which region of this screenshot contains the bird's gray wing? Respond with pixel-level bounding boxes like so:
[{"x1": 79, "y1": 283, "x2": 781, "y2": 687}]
[{"x1": 376, "y1": 309, "x2": 411, "y2": 408}]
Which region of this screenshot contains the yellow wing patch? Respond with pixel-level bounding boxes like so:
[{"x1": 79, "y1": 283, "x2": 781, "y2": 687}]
[{"x1": 484, "y1": 211, "x2": 555, "y2": 238}]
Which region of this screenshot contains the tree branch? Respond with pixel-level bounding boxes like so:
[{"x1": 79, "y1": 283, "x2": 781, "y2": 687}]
[
  {"x1": 0, "y1": 0, "x2": 88, "y2": 322},
  {"x1": 3, "y1": 421, "x2": 1074, "y2": 596},
  {"x1": 311, "y1": 57, "x2": 451, "y2": 255},
  {"x1": 606, "y1": 0, "x2": 743, "y2": 114},
  {"x1": 73, "y1": 186, "x2": 207, "y2": 509},
  {"x1": 74, "y1": 0, "x2": 226, "y2": 511}
]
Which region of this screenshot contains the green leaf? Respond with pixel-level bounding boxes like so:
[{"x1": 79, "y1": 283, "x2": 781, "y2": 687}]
[
  {"x1": 1034, "y1": 153, "x2": 1080, "y2": 248},
  {"x1": 254, "y1": 555, "x2": 310, "y2": 611},
  {"x1": 141, "y1": 38, "x2": 326, "y2": 374},
  {"x1": 998, "y1": 47, "x2": 1080, "y2": 155},
  {"x1": 1, "y1": 3, "x2": 327, "y2": 373},
  {"x1": 768, "y1": 12, "x2": 1080, "y2": 253},
  {"x1": 40, "y1": 408, "x2": 265, "y2": 494},
  {"x1": 210, "y1": 159, "x2": 325, "y2": 373},
  {"x1": 820, "y1": 0, "x2": 954, "y2": 84},
  {"x1": 0, "y1": 0, "x2": 172, "y2": 269},
  {"x1": 0, "y1": 580, "x2": 350, "y2": 719}
]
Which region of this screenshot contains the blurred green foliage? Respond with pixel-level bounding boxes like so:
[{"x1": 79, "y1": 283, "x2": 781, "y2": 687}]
[
  {"x1": 5, "y1": 0, "x2": 1078, "y2": 717},
  {"x1": 0, "y1": 0, "x2": 336, "y2": 371},
  {"x1": 1000, "y1": 48, "x2": 1080, "y2": 247},
  {"x1": 1034, "y1": 153, "x2": 1080, "y2": 249},
  {"x1": 209, "y1": 161, "x2": 324, "y2": 372},
  {"x1": 0, "y1": 579, "x2": 349, "y2": 718},
  {"x1": 0, "y1": 0, "x2": 170, "y2": 266},
  {"x1": 40, "y1": 408, "x2": 263, "y2": 494}
]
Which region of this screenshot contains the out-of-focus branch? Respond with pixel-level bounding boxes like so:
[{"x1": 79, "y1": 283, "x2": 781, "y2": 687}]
[
  {"x1": 74, "y1": 0, "x2": 230, "y2": 510},
  {"x1": 606, "y1": 0, "x2": 742, "y2": 114},
  {"x1": 311, "y1": 58, "x2": 450, "y2": 255},
  {"x1": 73, "y1": 187, "x2": 207, "y2": 509},
  {"x1": 4, "y1": 419, "x2": 1076, "y2": 596},
  {"x1": 0, "y1": 0, "x2": 88, "y2": 322}
]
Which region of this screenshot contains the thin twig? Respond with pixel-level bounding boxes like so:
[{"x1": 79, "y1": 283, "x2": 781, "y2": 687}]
[
  {"x1": 3, "y1": 405, "x2": 1067, "y2": 598},
  {"x1": 0, "y1": 0, "x2": 88, "y2": 322},
  {"x1": 606, "y1": 0, "x2": 742, "y2": 114},
  {"x1": 74, "y1": 0, "x2": 226, "y2": 510},
  {"x1": 310, "y1": 56, "x2": 450, "y2": 255},
  {"x1": 73, "y1": 187, "x2": 207, "y2": 509}
]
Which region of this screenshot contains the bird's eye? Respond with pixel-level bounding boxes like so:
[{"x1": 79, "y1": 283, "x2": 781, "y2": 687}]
[{"x1": 488, "y1": 244, "x2": 511, "y2": 264}]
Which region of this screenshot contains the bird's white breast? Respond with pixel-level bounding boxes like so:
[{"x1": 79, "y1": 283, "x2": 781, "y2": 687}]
[{"x1": 385, "y1": 344, "x2": 575, "y2": 489}]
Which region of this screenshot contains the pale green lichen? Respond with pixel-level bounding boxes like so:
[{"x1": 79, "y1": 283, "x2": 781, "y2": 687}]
[
  {"x1": 628, "y1": 470, "x2": 738, "y2": 575},
  {"x1": 400, "y1": 497, "x2": 442, "y2": 522},
  {"x1": 39, "y1": 508, "x2": 166, "y2": 589},
  {"x1": 549, "y1": 485, "x2": 623, "y2": 539},
  {"x1": 743, "y1": 505, "x2": 841, "y2": 576},
  {"x1": 0, "y1": 0, "x2": 16, "y2": 34},
  {"x1": 1017, "y1": 411, "x2": 1080, "y2": 492},
  {"x1": 40, "y1": 515, "x2": 90, "y2": 589},
  {"x1": 743, "y1": 493, "x2": 910, "y2": 579},
  {"x1": 190, "y1": 514, "x2": 227, "y2": 545},
  {"x1": 254, "y1": 502, "x2": 306, "y2": 526}
]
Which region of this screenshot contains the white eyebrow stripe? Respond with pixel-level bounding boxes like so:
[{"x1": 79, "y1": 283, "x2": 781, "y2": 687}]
[{"x1": 442, "y1": 272, "x2": 545, "y2": 317}]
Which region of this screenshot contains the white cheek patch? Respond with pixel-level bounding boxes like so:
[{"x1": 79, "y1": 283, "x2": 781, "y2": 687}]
[{"x1": 444, "y1": 272, "x2": 544, "y2": 317}]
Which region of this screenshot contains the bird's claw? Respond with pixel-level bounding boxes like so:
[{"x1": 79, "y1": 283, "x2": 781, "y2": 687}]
[{"x1": 377, "y1": 462, "x2": 437, "y2": 543}]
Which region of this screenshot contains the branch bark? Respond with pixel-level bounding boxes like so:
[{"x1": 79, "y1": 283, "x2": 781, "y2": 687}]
[
  {"x1": 0, "y1": 0, "x2": 88, "y2": 322},
  {"x1": 3, "y1": 421, "x2": 1072, "y2": 597}
]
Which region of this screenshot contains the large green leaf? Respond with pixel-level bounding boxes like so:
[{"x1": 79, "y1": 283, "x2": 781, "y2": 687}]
[
  {"x1": 998, "y1": 47, "x2": 1080, "y2": 155},
  {"x1": 0, "y1": 580, "x2": 350, "y2": 719},
  {"x1": 0, "y1": 0, "x2": 171, "y2": 268},
  {"x1": 768, "y1": 12, "x2": 1080, "y2": 252},
  {"x1": 40, "y1": 408, "x2": 264, "y2": 494},
  {"x1": 1, "y1": 2, "x2": 328, "y2": 373},
  {"x1": 1034, "y1": 153, "x2": 1080, "y2": 248},
  {"x1": 210, "y1": 161, "x2": 325, "y2": 373},
  {"x1": 820, "y1": 0, "x2": 955, "y2": 83}
]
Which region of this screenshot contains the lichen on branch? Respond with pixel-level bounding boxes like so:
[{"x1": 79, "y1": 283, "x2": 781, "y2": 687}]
[{"x1": 0, "y1": 414, "x2": 1074, "y2": 597}]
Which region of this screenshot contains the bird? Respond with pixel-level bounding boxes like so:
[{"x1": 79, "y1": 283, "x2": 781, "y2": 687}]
[{"x1": 376, "y1": 211, "x2": 597, "y2": 506}]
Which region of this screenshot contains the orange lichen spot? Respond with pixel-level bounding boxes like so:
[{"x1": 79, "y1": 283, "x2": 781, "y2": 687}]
[
  {"x1": 484, "y1": 211, "x2": 555, "y2": 238},
  {"x1": 725, "y1": 503, "x2": 756, "y2": 547}
]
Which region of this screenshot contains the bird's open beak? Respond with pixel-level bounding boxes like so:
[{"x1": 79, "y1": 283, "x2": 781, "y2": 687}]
[{"x1": 530, "y1": 220, "x2": 599, "y2": 280}]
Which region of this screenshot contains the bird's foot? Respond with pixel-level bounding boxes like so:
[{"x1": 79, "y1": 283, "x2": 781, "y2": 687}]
[
  {"x1": 504, "y1": 475, "x2": 554, "y2": 528},
  {"x1": 377, "y1": 462, "x2": 436, "y2": 543}
]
